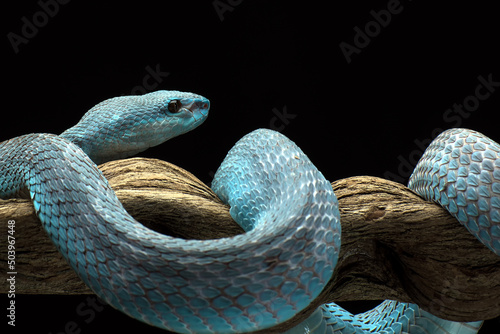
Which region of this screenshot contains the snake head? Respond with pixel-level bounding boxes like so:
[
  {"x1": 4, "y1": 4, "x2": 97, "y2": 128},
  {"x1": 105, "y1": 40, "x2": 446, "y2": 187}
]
[{"x1": 61, "y1": 90, "x2": 210, "y2": 164}]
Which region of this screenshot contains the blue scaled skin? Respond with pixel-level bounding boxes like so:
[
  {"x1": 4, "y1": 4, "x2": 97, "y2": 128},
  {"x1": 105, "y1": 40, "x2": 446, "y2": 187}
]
[
  {"x1": 61, "y1": 90, "x2": 209, "y2": 164},
  {"x1": 0, "y1": 88, "x2": 495, "y2": 334},
  {"x1": 408, "y1": 128, "x2": 500, "y2": 256}
]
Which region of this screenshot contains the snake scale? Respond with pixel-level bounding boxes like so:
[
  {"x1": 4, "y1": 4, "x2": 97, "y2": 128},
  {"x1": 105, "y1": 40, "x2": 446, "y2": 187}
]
[{"x1": 1, "y1": 90, "x2": 498, "y2": 333}]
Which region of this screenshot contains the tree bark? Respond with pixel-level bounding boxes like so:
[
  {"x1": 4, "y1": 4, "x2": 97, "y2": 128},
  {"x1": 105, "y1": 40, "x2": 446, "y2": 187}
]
[{"x1": 1, "y1": 158, "x2": 499, "y2": 327}]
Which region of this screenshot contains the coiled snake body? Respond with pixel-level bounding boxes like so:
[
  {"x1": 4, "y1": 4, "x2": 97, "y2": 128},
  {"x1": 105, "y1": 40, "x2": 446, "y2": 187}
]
[{"x1": 1, "y1": 91, "x2": 498, "y2": 333}]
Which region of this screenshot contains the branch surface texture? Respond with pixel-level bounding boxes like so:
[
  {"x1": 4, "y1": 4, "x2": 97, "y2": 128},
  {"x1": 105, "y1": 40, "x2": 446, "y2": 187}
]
[{"x1": 1, "y1": 158, "x2": 499, "y2": 328}]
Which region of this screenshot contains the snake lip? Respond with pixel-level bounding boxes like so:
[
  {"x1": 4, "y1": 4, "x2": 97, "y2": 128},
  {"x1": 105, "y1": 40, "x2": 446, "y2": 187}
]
[{"x1": 189, "y1": 100, "x2": 210, "y2": 122}]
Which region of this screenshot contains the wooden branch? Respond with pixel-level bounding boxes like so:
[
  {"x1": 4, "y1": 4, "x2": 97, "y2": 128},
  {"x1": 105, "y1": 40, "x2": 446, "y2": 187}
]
[{"x1": 1, "y1": 158, "x2": 499, "y2": 327}]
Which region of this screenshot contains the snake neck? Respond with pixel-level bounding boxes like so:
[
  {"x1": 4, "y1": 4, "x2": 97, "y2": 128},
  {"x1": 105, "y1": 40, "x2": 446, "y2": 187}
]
[
  {"x1": 59, "y1": 128, "x2": 95, "y2": 160},
  {"x1": 60, "y1": 128, "x2": 111, "y2": 165},
  {"x1": 60, "y1": 126, "x2": 147, "y2": 165}
]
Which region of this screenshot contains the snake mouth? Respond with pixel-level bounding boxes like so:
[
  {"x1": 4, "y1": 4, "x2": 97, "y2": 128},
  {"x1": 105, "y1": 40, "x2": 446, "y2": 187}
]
[{"x1": 187, "y1": 100, "x2": 210, "y2": 122}]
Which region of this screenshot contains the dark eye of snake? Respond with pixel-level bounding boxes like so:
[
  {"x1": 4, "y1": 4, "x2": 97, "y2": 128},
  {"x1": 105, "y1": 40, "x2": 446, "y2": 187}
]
[{"x1": 167, "y1": 100, "x2": 181, "y2": 113}]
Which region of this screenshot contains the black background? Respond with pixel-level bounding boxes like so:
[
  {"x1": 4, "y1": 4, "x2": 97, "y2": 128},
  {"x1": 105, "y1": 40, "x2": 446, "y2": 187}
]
[{"x1": 3, "y1": 1, "x2": 500, "y2": 333}]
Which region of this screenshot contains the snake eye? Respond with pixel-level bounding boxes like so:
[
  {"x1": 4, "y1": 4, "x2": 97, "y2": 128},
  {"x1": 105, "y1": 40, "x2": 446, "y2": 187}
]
[{"x1": 167, "y1": 100, "x2": 181, "y2": 113}]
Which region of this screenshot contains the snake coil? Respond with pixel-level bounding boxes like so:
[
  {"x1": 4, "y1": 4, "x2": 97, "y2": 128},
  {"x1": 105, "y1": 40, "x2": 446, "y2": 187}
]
[{"x1": 1, "y1": 91, "x2": 498, "y2": 334}]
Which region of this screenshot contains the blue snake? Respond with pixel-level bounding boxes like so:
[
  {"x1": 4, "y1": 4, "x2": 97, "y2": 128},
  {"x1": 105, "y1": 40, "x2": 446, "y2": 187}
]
[{"x1": 1, "y1": 91, "x2": 498, "y2": 333}]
